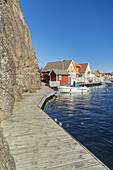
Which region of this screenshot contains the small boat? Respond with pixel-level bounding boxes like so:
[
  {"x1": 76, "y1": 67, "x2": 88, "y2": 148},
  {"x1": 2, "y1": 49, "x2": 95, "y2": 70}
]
[
  {"x1": 106, "y1": 80, "x2": 113, "y2": 87},
  {"x1": 58, "y1": 82, "x2": 90, "y2": 93},
  {"x1": 58, "y1": 86, "x2": 90, "y2": 93}
]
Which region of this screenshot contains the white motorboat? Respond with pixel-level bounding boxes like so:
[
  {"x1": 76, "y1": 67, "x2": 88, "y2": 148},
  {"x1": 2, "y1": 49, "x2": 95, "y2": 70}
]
[
  {"x1": 106, "y1": 80, "x2": 113, "y2": 87},
  {"x1": 58, "y1": 85, "x2": 90, "y2": 93}
]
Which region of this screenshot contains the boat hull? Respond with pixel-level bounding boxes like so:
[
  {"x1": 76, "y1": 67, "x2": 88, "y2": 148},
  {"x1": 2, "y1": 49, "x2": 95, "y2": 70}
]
[
  {"x1": 58, "y1": 86, "x2": 90, "y2": 93},
  {"x1": 106, "y1": 81, "x2": 113, "y2": 87}
]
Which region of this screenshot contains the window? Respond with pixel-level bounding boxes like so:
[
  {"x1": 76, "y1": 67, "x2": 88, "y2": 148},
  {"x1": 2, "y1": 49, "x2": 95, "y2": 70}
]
[
  {"x1": 71, "y1": 73, "x2": 75, "y2": 78},
  {"x1": 59, "y1": 75, "x2": 62, "y2": 80},
  {"x1": 71, "y1": 65, "x2": 73, "y2": 70}
]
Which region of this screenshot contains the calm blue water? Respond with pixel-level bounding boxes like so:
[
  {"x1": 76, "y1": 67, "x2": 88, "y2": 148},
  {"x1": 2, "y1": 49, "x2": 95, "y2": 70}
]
[{"x1": 44, "y1": 85, "x2": 113, "y2": 169}]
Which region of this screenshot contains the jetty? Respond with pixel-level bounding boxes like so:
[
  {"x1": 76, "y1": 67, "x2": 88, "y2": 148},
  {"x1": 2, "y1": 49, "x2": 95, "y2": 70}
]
[
  {"x1": 1, "y1": 83, "x2": 109, "y2": 169},
  {"x1": 76, "y1": 77, "x2": 104, "y2": 86}
]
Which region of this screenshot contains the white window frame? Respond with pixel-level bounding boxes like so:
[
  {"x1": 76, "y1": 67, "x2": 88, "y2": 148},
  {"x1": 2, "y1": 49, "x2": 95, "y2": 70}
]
[
  {"x1": 71, "y1": 65, "x2": 73, "y2": 70},
  {"x1": 71, "y1": 73, "x2": 75, "y2": 78},
  {"x1": 59, "y1": 75, "x2": 62, "y2": 80}
]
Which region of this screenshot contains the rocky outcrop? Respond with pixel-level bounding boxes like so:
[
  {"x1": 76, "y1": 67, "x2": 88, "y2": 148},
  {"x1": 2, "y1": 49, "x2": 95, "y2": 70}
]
[
  {"x1": 12, "y1": 0, "x2": 41, "y2": 96},
  {"x1": 0, "y1": 0, "x2": 41, "y2": 169},
  {"x1": 0, "y1": 0, "x2": 41, "y2": 120},
  {"x1": 0, "y1": 0, "x2": 16, "y2": 122},
  {"x1": 0, "y1": 126, "x2": 16, "y2": 169}
]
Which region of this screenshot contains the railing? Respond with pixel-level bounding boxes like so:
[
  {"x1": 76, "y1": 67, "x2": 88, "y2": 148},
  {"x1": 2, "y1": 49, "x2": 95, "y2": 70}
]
[
  {"x1": 49, "y1": 81, "x2": 60, "y2": 87},
  {"x1": 76, "y1": 77, "x2": 104, "y2": 85},
  {"x1": 38, "y1": 91, "x2": 56, "y2": 108}
]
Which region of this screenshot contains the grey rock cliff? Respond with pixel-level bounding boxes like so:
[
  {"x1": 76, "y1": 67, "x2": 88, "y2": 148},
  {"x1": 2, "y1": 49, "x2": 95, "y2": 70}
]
[
  {"x1": 0, "y1": 0, "x2": 16, "y2": 122},
  {"x1": 0, "y1": 0, "x2": 41, "y2": 169},
  {"x1": 0, "y1": 0, "x2": 41, "y2": 120},
  {"x1": 0, "y1": 126, "x2": 16, "y2": 170}
]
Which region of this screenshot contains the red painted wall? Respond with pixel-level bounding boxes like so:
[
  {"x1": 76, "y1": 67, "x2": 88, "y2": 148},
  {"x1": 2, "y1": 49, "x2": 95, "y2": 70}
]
[
  {"x1": 76, "y1": 66, "x2": 80, "y2": 73},
  {"x1": 40, "y1": 76, "x2": 43, "y2": 80},
  {"x1": 76, "y1": 66, "x2": 80, "y2": 77},
  {"x1": 50, "y1": 71, "x2": 56, "y2": 81},
  {"x1": 50, "y1": 70, "x2": 69, "y2": 85},
  {"x1": 57, "y1": 75, "x2": 68, "y2": 85}
]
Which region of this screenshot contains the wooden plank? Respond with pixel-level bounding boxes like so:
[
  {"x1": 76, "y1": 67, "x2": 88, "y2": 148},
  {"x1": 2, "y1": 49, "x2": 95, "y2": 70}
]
[
  {"x1": 46, "y1": 159, "x2": 103, "y2": 170},
  {"x1": 1, "y1": 84, "x2": 109, "y2": 170}
]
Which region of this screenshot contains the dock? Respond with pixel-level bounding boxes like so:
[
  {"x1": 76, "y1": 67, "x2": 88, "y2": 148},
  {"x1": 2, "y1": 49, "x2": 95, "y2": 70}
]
[
  {"x1": 38, "y1": 91, "x2": 56, "y2": 109},
  {"x1": 78, "y1": 82, "x2": 104, "y2": 86},
  {"x1": 1, "y1": 83, "x2": 109, "y2": 169},
  {"x1": 76, "y1": 77, "x2": 104, "y2": 86}
]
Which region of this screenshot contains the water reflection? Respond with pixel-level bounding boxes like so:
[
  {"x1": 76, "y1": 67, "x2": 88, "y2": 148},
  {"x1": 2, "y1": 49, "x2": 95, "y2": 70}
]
[{"x1": 44, "y1": 85, "x2": 113, "y2": 169}]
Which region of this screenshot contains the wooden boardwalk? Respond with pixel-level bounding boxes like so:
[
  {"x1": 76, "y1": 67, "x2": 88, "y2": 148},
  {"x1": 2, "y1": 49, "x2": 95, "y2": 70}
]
[{"x1": 1, "y1": 84, "x2": 109, "y2": 169}]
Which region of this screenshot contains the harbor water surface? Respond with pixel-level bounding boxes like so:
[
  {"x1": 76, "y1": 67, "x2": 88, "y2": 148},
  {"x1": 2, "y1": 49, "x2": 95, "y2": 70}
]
[{"x1": 44, "y1": 85, "x2": 113, "y2": 169}]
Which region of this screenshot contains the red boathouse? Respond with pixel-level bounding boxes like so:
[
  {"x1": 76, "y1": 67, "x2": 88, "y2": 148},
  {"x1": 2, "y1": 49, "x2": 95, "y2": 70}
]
[{"x1": 50, "y1": 69, "x2": 70, "y2": 85}]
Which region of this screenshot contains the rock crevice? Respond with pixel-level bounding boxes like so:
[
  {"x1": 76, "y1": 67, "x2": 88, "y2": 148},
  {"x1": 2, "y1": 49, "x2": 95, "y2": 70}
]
[
  {"x1": 0, "y1": 0, "x2": 41, "y2": 122},
  {"x1": 0, "y1": 0, "x2": 41, "y2": 169}
]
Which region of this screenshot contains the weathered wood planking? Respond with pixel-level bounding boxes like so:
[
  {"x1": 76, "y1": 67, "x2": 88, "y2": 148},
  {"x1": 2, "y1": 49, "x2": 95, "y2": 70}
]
[{"x1": 1, "y1": 84, "x2": 109, "y2": 170}]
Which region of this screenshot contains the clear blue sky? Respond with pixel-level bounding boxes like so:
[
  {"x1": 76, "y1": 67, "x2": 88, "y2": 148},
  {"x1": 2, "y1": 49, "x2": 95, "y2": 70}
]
[{"x1": 19, "y1": 0, "x2": 113, "y2": 73}]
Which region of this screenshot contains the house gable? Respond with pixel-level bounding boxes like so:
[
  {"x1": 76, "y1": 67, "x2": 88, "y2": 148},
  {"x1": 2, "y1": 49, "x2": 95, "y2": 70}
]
[
  {"x1": 85, "y1": 63, "x2": 91, "y2": 75},
  {"x1": 79, "y1": 63, "x2": 88, "y2": 74},
  {"x1": 79, "y1": 63, "x2": 92, "y2": 77},
  {"x1": 68, "y1": 60, "x2": 76, "y2": 75}
]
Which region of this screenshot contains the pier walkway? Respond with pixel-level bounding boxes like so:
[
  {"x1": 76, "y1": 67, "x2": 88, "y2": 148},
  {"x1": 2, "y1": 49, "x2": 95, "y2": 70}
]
[{"x1": 1, "y1": 84, "x2": 108, "y2": 169}]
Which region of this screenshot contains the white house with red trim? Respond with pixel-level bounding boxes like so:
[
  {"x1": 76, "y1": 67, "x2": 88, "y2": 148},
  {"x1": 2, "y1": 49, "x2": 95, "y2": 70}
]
[{"x1": 79, "y1": 63, "x2": 92, "y2": 77}]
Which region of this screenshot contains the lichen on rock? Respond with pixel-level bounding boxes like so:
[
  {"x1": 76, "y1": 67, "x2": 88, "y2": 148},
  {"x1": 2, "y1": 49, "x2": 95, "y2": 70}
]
[
  {"x1": 0, "y1": 126, "x2": 16, "y2": 170},
  {"x1": 0, "y1": 0, "x2": 41, "y2": 120},
  {"x1": 0, "y1": 0, "x2": 41, "y2": 168},
  {"x1": 0, "y1": 0, "x2": 16, "y2": 122}
]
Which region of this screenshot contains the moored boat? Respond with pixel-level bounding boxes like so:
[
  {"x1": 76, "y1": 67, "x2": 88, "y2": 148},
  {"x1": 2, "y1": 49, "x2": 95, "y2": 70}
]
[
  {"x1": 106, "y1": 80, "x2": 113, "y2": 87},
  {"x1": 58, "y1": 85, "x2": 90, "y2": 93}
]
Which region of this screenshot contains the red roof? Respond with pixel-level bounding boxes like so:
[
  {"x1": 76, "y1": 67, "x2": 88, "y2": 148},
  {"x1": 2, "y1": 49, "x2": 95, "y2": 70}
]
[
  {"x1": 74, "y1": 62, "x2": 81, "y2": 67},
  {"x1": 79, "y1": 63, "x2": 88, "y2": 73}
]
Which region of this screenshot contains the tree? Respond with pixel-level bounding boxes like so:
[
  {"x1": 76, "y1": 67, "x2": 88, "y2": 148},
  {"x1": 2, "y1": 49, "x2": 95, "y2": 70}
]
[{"x1": 79, "y1": 73, "x2": 83, "y2": 77}]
